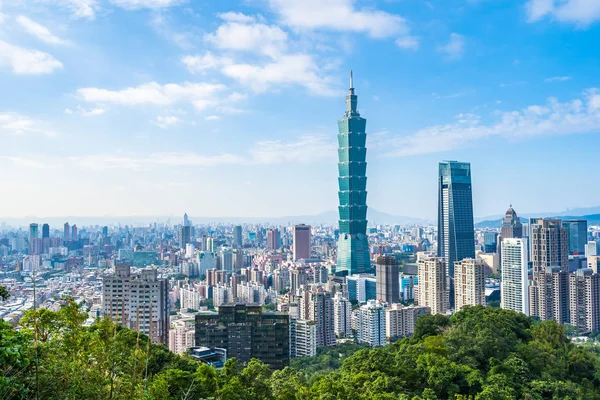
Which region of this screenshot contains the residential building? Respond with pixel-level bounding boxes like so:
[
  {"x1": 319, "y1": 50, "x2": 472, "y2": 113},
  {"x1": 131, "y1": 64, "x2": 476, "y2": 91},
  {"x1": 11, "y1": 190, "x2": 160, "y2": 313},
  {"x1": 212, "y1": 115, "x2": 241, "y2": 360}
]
[
  {"x1": 385, "y1": 304, "x2": 430, "y2": 340},
  {"x1": 529, "y1": 218, "x2": 569, "y2": 322},
  {"x1": 569, "y1": 269, "x2": 600, "y2": 333},
  {"x1": 356, "y1": 300, "x2": 386, "y2": 347},
  {"x1": 417, "y1": 257, "x2": 448, "y2": 315},
  {"x1": 266, "y1": 228, "x2": 280, "y2": 250},
  {"x1": 333, "y1": 292, "x2": 352, "y2": 337},
  {"x1": 300, "y1": 288, "x2": 336, "y2": 347},
  {"x1": 336, "y1": 72, "x2": 370, "y2": 275},
  {"x1": 102, "y1": 265, "x2": 169, "y2": 344},
  {"x1": 169, "y1": 318, "x2": 195, "y2": 355},
  {"x1": 233, "y1": 225, "x2": 243, "y2": 248},
  {"x1": 454, "y1": 258, "x2": 486, "y2": 310},
  {"x1": 290, "y1": 319, "x2": 317, "y2": 357},
  {"x1": 500, "y1": 238, "x2": 529, "y2": 315}
]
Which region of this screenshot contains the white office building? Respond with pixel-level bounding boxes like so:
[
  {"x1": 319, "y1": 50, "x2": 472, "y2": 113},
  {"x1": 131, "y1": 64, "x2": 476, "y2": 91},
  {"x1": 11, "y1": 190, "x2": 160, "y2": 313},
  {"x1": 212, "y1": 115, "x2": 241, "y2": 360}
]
[
  {"x1": 356, "y1": 300, "x2": 386, "y2": 347},
  {"x1": 333, "y1": 292, "x2": 352, "y2": 337}
]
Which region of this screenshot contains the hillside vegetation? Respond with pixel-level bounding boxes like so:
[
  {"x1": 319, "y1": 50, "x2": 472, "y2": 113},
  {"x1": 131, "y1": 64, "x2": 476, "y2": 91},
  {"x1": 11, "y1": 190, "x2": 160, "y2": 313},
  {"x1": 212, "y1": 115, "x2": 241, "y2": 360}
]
[{"x1": 1, "y1": 300, "x2": 599, "y2": 399}]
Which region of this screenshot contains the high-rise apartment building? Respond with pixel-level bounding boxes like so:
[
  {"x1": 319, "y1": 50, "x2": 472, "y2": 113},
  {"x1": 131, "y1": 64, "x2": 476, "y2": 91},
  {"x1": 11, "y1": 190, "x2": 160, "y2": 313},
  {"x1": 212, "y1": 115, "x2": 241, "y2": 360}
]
[
  {"x1": 501, "y1": 206, "x2": 523, "y2": 239},
  {"x1": 437, "y1": 161, "x2": 475, "y2": 278},
  {"x1": 417, "y1": 258, "x2": 449, "y2": 315},
  {"x1": 356, "y1": 300, "x2": 386, "y2": 347},
  {"x1": 385, "y1": 304, "x2": 430, "y2": 340},
  {"x1": 293, "y1": 224, "x2": 311, "y2": 260},
  {"x1": 102, "y1": 265, "x2": 169, "y2": 344},
  {"x1": 563, "y1": 220, "x2": 588, "y2": 255},
  {"x1": 168, "y1": 318, "x2": 195, "y2": 355},
  {"x1": 333, "y1": 292, "x2": 352, "y2": 337},
  {"x1": 195, "y1": 304, "x2": 289, "y2": 369},
  {"x1": 336, "y1": 72, "x2": 370, "y2": 275},
  {"x1": 300, "y1": 288, "x2": 336, "y2": 347},
  {"x1": 290, "y1": 319, "x2": 317, "y2": 357},
  {"x1": 233, "y1": 225, "x2": 243, "y2": 248},
  {"x1": 266, "y1": 228, "x2": 280, "y2": 250},
  {"x1": 529, "y1": 218, "x2": 569, "y2": 322},
  {"x1": 375, "y1": 256, "x2": 400, "y2": 304},
  {"x1": 71, "y1": 225, "x2": 78, "y2": 241},
  {"x1": 454, "y1": 258, "x2": 486, "y2": 311},
  {"x1": 569, "y1": 269, "x2": 600, "y2": 333},
  {"x1": 500, "y1": 238, "x2": 529, "y2": 315}
]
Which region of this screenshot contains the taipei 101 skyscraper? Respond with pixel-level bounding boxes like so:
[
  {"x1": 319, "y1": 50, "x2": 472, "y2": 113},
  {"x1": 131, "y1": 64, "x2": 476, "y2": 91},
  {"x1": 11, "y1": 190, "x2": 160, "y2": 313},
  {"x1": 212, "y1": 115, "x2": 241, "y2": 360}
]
[{"x1": 336, "y1": 71, "x2": 370, "y2": 275}]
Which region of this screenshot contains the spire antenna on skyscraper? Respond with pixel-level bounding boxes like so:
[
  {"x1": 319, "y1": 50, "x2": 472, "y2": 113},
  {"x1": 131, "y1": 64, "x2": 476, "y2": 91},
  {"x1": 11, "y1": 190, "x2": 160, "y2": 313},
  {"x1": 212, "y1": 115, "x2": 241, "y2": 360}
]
[{"x1": 350, "y1": 70, "x2": 353, "y2": 89}]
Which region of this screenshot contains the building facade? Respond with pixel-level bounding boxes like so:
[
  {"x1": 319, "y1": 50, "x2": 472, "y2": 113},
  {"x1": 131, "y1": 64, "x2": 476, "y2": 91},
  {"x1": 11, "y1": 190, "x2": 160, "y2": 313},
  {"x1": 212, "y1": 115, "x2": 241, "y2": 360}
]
[
  {"x1": 293, "y1": 224, "x2": 311, "y2": 261},
  {"x1": 336, "y1": 72, "x2": 370, "y2": 275},
  {"x1": 290, "y1": 318, "x2": 317, "y2": 357},
  {"x1": 563, "y1": 220, "x2": 588, "y2": 255},
  {"x1": 356, "y1": 300, "x2": 386, "y2": 347},
  {"x1": 454, "y1": 258, "x2": 486, "y2": 311},
  {"x1": 102, "y1": 265, "x2": 169, "y2": 344},
  {"x1": 529, "y1": 218, "x2": 569, "y2": 322},
  {"x1": 385, "y1": 304, "x2": 430, "y2": 340},
  {"x1": 333, "y1": 292, "x2": 352, "y2": 337},
  {"x1": 500, "y1": 238, "x2": 529, "y2": 315},
  {"x1": 569, "y1": 269, "x2": 600, "y2": 333},
  {"x1": 501, "y1": 206, "x2": 523, "y2": 239},
  {"x1": 437, "y1": 161, "x2": 475, "y2": 278},
  {"x1": 300, "y1": 288, "x2": 336, "y2": 347},
  {"x1": 376, "y1": 255, "x2": 400, "y2": 304},
  {"x1": 195, "y1": 304, "x2": 289, "y2": 369},
  {"x1": 417, "y1": 257, "x2": 449, "y2": 315}
]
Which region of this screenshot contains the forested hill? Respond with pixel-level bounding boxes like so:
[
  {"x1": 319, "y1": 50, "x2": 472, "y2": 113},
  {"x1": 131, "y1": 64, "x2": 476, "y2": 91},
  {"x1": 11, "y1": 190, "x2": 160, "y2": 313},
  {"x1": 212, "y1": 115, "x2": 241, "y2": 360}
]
[{"x1": 1, "y1": 300, "x2": 599, "y2": 399}]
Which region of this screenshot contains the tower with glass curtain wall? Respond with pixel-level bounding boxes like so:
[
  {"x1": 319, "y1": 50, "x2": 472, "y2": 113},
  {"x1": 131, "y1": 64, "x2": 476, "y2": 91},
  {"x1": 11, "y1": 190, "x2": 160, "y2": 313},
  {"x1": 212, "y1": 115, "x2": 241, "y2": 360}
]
[{"x1": 336, "y1": 71, "x2": 370, "y2": 275}]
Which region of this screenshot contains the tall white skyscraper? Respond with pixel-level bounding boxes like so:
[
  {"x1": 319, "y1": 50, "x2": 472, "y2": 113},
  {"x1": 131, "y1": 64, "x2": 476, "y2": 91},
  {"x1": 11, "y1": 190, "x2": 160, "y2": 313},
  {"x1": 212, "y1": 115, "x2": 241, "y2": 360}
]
[
  {"x1": 290, "y1": 319, "x2": 317, "y2": 357},
  {"x1": 454, "y1": 258, "x2": 486, "y2": 311},
  {"x1": 417, "y1": 257, "x2": 449, "y2": 315},
  {"x1": 501, "y1": 238, "x2": 529, "y2": 315},
  {"x1": 356, "y1": 300, "x2": 386, "y2": 347},
  {"x1": 333, "y1": 292, "x2": 352, "y2": 337}
]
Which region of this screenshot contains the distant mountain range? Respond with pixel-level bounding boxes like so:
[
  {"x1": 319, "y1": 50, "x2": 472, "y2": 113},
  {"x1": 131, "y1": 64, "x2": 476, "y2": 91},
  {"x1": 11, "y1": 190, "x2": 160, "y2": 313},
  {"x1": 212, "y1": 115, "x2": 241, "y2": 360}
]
[{"x1": 0, "y1": 209, "x2": 430, "y2": 227}]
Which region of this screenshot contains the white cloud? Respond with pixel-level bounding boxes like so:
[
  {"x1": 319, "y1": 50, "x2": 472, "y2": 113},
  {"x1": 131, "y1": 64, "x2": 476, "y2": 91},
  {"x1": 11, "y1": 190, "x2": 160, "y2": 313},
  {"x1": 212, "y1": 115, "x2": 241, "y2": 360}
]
[
  {"x1": 437, "y1": 33, "x2": 465, "y2": 60},
  {"x1": 205, "y1": 115, "x2": 221, "y2": 121},
  {"x1": 395, "y1": 36, "x2": 420, "y2": 50},
  {"x1": 526, "y1": 0, "x2": 600, "y2": 25},
  {"x1": 6, "y1": 156, "x2": 55, "y2": 168},
  {"x1": 77, "y1": 81, "x2": 227, "y2": 110},
  {"x1": 0, "y1": 112, "x2": 55, "y2": 137},
  {"x1": 17, "y1": 16, "x2": 69, "y2": 45},
  {"x1": 45, "y1": 0, "x2": 99, "y2": 19},
  {"x1": 154, "y1": 115, "x2": 180, "y2": 128},
  {"x1": 181, "y1": 52, "x2": 231, "y2": 73},
  {"x1": 0, "y1": 40, "x2": 63, "y2": 74},
  {"x1": 64, "y1": 108, "x2": 73, "y2": 114},
  {"x1": 218, "y1": 12, "x2": 257, "y2": 24},
  {"x1": 222, "y1": 54, "x2": 337, "y2": 96},
  {"x1": 78, "y1": 106, "x2": 106, "y2": 116},
  {"x1": 205, "y1": 17, "x2": 288, "y2": 58},
  {"x1": 249, "y1": 135, "x2": 335, "y2": 164},
  {"x1": 109, "y1": 0, "x2": 185, "y2": 10},
  {"x1": 268, "y1": 0, "x2": 408, "y2": 38},
  {"x1": 381, "y1": 89, "x2": 600, "y2": 156},
  {"x1": 545, "y1": 75, "x2": 571, "y2": 82},
  {"x1": 69, "y1": 136, "x2": 334, "y2": 171}
]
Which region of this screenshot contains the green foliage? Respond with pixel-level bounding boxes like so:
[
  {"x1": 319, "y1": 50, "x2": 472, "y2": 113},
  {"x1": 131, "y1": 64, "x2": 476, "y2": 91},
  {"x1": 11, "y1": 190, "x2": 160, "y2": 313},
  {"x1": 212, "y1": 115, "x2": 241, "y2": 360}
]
[
  {"x1": 0, "y1": 285, "x2": 9, "y2": 301},
  {"x1": 0, "y1": 303, "x2": 598, "y2": 399}
]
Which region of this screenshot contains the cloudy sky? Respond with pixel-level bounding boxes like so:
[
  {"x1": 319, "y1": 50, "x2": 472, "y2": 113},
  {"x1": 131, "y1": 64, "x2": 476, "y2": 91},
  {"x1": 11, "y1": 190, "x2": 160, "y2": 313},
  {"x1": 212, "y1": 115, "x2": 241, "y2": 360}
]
[{"x1": 1, "y1": 0, "x2": 599, "y2": 220}]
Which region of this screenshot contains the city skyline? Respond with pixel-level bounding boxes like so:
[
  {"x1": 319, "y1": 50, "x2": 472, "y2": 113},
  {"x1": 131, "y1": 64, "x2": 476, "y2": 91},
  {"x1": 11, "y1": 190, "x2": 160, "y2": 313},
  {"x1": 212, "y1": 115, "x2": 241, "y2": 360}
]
[{"x1": 2, "y1": 1, "x2": 600, "y2": 219}]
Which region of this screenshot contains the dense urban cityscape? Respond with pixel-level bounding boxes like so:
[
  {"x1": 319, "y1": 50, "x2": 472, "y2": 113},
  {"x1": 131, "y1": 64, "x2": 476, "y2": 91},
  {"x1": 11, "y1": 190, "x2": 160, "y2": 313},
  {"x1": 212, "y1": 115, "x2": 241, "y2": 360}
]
[
  {"x1": 2, "y1": 0, "x2": 600, "y2": 396},
  {"x1": 2, "y1": 76, "x2": 599, "y2": 374}
]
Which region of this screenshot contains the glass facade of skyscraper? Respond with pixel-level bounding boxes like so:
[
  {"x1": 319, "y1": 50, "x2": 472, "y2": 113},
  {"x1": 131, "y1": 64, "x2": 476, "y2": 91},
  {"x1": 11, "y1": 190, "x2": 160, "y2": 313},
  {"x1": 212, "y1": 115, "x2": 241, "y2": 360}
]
[
  {"x1": 336, "y1": 72, "x2": 370, "y2": 275},
  {"x1": 563, "y1": 220, "x2": 588, "y2": 255},
  {"x1": 437, "y1": 161, "x2": 475, "y2": 277}
]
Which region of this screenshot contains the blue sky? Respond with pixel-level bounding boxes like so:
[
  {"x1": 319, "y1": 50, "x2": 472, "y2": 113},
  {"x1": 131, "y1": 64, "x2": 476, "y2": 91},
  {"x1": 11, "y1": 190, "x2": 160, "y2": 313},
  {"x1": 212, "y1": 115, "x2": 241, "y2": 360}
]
[{"x1": 1, "y1": 0, "x2": 599, "y2": 220}]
